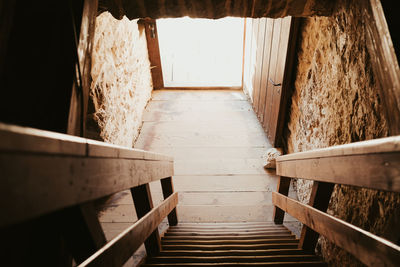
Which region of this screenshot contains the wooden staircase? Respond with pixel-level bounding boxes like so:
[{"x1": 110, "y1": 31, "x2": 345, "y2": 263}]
[{"x1": 142, "y1": 222, "x2": 326, "y2": 266}]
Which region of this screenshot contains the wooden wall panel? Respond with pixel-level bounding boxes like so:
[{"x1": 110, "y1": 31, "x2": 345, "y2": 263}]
[
  {"x1": 245, "y1": 17, "x2": 299, "y2": 147},
  {"x1": 258, "y1": 19, "x2": 274, "y2": 123}
]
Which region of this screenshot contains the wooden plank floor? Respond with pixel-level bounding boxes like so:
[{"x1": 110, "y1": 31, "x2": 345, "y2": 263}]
[
  {"x1": 135, "y1": 90, "x2": 297, "y2": 222},
  {"x1": 96, "y1": 90, "x2": 299, "y2": 266}
]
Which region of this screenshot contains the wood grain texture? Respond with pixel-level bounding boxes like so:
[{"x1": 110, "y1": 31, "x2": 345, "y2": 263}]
[
  {"x1": 363, "y1": 0, "x2": 400, "y2": 135},
  {"x1": 273, "y1": 177, "x2": 292, "y2": 224},
  {"x1": 139, "y1": 19, "x2": 164, "y2": 89},
  {"x1": 253, "y1": 18, "x2": 266, "y2": 114},
  {"x1": 131, "y1": 184, "x2": 161, "y2": 256},
  {"x1": 78, "y1": 193, "x2": 178, "y2": 267},
  {"x1": 298, "y1": 182, "x2": 334, "y2": 252},
  {"x1": 272, "y1": 192, "x2": 400, "y2": 267},
  {"x1": 276, "y1": 152, "x2": 400, "y2": 192},
  {"x1": 277, "y1": 135, "x2": 400, "y2": 161},
  {"x1": 0, "y1": 153, "x2": 173, "y2": 227}
]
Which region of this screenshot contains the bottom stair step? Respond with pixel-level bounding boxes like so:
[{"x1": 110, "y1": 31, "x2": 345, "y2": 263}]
[
  {"x1": 142, "y1": 223, "x2": 326, "y2": 267},
  {"x1": 142, "y1": 263, "x2": 327, "y2": 266},
  {"x1": 146, "y1": 255, "x2": 320, "y2": 263}
]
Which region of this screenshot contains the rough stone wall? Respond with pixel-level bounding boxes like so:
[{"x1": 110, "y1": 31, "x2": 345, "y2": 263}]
[
  {"x1": 90, "y1": 12, "x2": 152, "y2": 147},
  {"x1": 286, "y1": 0, "x2": 400, "y2": 265}
]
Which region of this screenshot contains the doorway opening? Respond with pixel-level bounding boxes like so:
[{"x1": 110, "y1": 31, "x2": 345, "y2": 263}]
[{"x1": 157, "y1": 17, "x2": 245, "y2": 88}]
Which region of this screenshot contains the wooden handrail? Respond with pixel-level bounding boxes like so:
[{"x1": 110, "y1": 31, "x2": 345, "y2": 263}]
[
  {"x1": 0, "y1": 123, "x2": 178, "y2": 266},
  {"x1": 0, "y1": 123, "x2": 174, "y2": 227},
  {"x1": 79, "y1": 192, "x2": 178, "y2": 267},
  {"x1": 273, "y1": 192, "x2": 400, "y2": 267},
  {"x1": 276, "y1": 136, "x2": 400, "y2": 192},
  {"x1": 273, "y1": 136, "x2": 400, "y2": 267}
]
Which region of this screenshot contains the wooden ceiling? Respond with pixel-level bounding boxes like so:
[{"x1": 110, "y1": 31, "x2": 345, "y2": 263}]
[{"x1": 98, "y1": 0, "x2": 335, "y2": 20}]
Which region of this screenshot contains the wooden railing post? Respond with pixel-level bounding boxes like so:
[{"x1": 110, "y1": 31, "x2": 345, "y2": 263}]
[
  {"x1": 273, "y1": 176, "x2": 291, "y2": 224},
  {"x1": 131, "y1": 184, "x2": 161, "y2": 256},
  {"x1": 161, "y1": 177, "x2": 178, "y2": 226},
  {"x1": 61, "y1": 202, "x2": 107, "y2": 264},
  {"x1": 298, "y1": 181, "x2": 334, "y2": 252}
]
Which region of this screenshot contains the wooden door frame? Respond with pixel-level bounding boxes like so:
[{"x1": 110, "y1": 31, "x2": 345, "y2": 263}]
[{"x1": 147, "y1": 17, "x2": 246, "y2": 90}]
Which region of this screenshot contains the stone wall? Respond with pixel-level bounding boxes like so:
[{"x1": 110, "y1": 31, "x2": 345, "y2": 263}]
[
  {"x1": 90, "y1": 12, "x2": 152, "y2": 147},
  {"x1": 285, "y1": 0, "x2": 400, "y2": 265}
]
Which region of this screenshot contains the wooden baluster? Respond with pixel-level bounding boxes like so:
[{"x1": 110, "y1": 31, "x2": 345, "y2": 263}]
[
  {"x1": 61, "y1": 202, "x2": 107, "y2": 264},
  {"x1": 161, "y1": 177, "x2": 178, "y2": 226},
  {"x1": 299, "y1": 181, "x2": 334, "y2": 252},
  {"x1": 273, "y1": 176, "x2": 291, "y2": 224},
  {"x1": 131, "y1": 184, "x2": 161, "y2": 256}
]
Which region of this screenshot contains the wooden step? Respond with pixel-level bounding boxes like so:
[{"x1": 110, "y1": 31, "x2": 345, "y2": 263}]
[
  {"x1": 142, "y1": 262, "x2": 326, "y2": 266},
  {"x1": 162, "y1": 243, "x2": 299, "y2": 251},
  {"x1": 158, "y1": 249, "x2": 309, "y2": 257},
  {"x1": 143, "y1": 223, "x2": 326, "y2": 267},
  {"x1": 163, "y1": 234, "x2": 296, "y2": 241},
  {"x1": 167, "y1": 227, "x2": 286, "y2": 232},
  {"x1": 161, "y1": 239, "x2": 299, "y2": 245},
  {"x1": 146, "y1": 255, "x2": 320, "y2": 263},
  {"x1": 164, "y1": 230, "x2": 291, "y2": 236}
]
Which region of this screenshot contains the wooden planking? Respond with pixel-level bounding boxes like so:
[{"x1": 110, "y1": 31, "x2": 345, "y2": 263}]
[
  {"x1": 161, "y1": 239, "x2": 298, "y2": 246},
  {"x1": 162, "y1": 243, "x2": 299, "y2": 251},
  {"x1": 0, "y1": 154, "x2": 173, "y2": 227},
  {"x1": 257, "y1": 18, "x2": 275, "y2": 123},
  {"x1": 147, "y1": 255, "x2": 318, "y2": 264},
  {"x1": 68, "y1": 0, "x2": 98, "y2": 136},
  {"x1": 158, "y1": 248, "x2": 311, "y2": 257},
  {"x1": 139, "y1": 19, "x2": 164, "y2": 89},
  {"x1": 253, "y1": 18, "x2": 267, "y2": 114},
  {"x1": 272, "y1": 192, "x2": 400, "y2": 267},
  {"x1": 363, "y1": 0, "x2": 400, "y2": 135},
  {"x1": 273, "y1": 177, "x2": 292, "y2": 224},
  {"x1": 298, "y1": 182, "x2": 334, "y2": 252},
  {"x1": 136, "y1": 131, "x2": 270, "y2": 149},
  {"x1": 138, "y1": 147, "x2": 268, "y2": 160},
  {"x1": 263, "y1": 18, "x2": 282, "y2": 135},
  {"x1": 176, "y1": 205, "x2": 291, "y2": 223},
  {"x1": 274, "y1": 17, "x2": 300, "y2": 148},
  {"x1": 251, "y1": 19, "x2": 261, "y2": 109},
  {"x1": 172, "y1": 175, "x2": 279, "y2": 192},
  {"x1": 178, "y1": 192, "x2": 273, "y2": 206},
  {"x1": 278, "y1": 135, "x2": 400, "y2": 160},
  {"x1": 142, "y1": 263, "x2": 325, "y2": 267},
  {"x1": 145, "y1": 99, "x2": 253, "y2": 112},
  {"x1": 276, "y1": 152, "x2": 400, "y2": 193},
  {"x1": 173, "y1": 159, "x2": 269, "y2": 175},
  {"x1": 78, "y1": 193, "x2": 178, "y2": 267},
  {"x1": 143, "y1": 110, "x2": 261, "y2": 122},
  {"x1": 269, "y1": 16, "x2": 292, "y2": 146},
  {"x1": 151, "y1": 90, "x2": 247, "y2": 101},
  {"x1": 163, "y1": 235, "x2": 295, "y2": 241}
]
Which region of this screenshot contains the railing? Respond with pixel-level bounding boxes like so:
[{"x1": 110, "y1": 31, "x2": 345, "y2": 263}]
[
  {"x1": 272, "y1": 136, "x2": 400, "y2": 267},
  {"x1": 0, "y1": 123, "x2": 178, "y2": 266}
]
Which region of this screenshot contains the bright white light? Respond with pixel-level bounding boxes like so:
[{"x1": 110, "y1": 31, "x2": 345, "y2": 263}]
[{"x1": 157, "y1": 17, "x2": 244, "y2": 87}]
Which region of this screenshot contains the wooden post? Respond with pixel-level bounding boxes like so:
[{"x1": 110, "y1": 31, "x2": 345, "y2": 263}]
[
  {"x1": 138, "y1": 18, "x2": 164, "y2": 89},
  {"x1": 273, "y1": 176, "x2": 291, "y2": 224},
  {"x1": 161, "y1": 177, "x2": 178, "y2": 226},
  {"x1": 61, "y1": 202, "x2": 107, "y2": 264},
  {"x1": 298, "y1": 181, "x2": 334, "y2": 252},
  {"x1": 131, "y1": 184, "x2": 161, "y2": 256}
]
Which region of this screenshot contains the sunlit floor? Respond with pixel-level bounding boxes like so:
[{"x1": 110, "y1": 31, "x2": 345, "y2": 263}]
[{"x1": 98, "y1": 89, "x2": 300, "y2": 266}]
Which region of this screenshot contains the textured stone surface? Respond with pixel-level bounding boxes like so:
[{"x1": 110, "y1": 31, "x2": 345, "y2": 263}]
[
  {"x1": 263, "y1": 147, "x2": 283, "y2": 169},
  {"x1": 285, "y1": 0, "x2": 400, "y2": 265}
]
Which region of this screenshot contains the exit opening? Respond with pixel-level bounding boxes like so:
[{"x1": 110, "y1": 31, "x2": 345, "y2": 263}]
[{"x1": 157, "y1": 17, "x2": 245, "y2": 88}]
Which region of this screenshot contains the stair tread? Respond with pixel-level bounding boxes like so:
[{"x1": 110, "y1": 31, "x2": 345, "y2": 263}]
[{"x1": 143, "y1": 223, "x2": 325, "y2": 266}]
